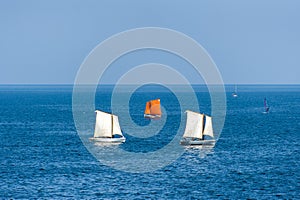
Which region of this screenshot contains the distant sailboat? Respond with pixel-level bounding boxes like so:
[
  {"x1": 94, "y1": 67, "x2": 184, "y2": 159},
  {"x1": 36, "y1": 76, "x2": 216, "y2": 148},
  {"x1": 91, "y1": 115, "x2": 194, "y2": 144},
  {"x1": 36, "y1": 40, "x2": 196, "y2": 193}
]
[
  {"x1": 144, "y1": 99, "x2": 162, "y2": 119},
  {"x1": 90, "y1": 110, "x2": 126, "y2": 143},
  {"x1": 263, "y1": 98, "x2": 270, "y2": 114},
  {"x1": 180, "y1": 110, "x2": 215, "y2": 145},
  {"x1": 232, "y1": 85, "x2": 238, "y2": 97}
]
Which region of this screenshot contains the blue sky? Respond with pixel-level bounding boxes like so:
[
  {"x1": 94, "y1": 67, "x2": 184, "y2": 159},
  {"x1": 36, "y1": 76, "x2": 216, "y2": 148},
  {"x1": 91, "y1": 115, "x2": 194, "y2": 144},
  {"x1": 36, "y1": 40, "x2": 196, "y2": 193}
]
[{"x1": 1, "y1": 0, "x2": 299, "y2": 84}]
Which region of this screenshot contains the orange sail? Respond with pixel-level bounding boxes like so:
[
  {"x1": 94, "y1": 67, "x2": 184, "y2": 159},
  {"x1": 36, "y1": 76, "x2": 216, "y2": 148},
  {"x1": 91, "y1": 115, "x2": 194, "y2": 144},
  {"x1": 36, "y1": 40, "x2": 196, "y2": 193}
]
[
  {"x1": 144, "y1": 101, "x2": 151, "y2": 115},
  {"x1": 144, "y1": 99, "x2": 162, "y2": 118}
]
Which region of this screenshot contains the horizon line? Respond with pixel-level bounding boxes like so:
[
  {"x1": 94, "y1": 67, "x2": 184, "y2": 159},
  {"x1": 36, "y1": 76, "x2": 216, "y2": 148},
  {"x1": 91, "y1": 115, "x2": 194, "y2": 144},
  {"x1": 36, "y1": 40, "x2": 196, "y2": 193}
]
[{"x1": 0, "y1": 83, "x2": 300, "y2": 86}]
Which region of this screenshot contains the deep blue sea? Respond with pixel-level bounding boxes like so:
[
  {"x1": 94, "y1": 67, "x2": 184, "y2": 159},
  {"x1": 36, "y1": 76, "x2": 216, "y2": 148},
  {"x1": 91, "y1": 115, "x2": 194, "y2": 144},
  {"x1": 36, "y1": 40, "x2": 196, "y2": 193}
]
[{"x1": 0, "y1": 84, "x2": 299, "y2": 199}]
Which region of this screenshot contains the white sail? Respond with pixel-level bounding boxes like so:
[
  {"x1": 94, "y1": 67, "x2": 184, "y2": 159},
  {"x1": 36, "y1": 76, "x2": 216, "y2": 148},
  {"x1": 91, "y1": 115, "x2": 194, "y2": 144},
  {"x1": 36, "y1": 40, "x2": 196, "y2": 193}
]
[
  {"x1": 203, "y1": 115, "x2": 214, "y2": 138},
  {"x1": 183, "y1": 110, "x2": 203, "y2": 139},
  {"x1": 112, "y1": 115, "x2": 123, "y2": 136},
  {"x1": 94, "y1": 110, "x2": 112, "y2": 138}
]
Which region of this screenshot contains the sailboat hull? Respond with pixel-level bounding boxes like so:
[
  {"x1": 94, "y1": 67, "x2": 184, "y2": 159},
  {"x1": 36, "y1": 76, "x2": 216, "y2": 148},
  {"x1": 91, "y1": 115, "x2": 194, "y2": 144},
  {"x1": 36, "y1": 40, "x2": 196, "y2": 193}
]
[
  {"x1": 144, "y1": 114, "x2": 161, "y2": 119},
  {"x1": 180, "y1": 138, "x2": 215, "y2": 146},
  {"x1": 89, "y1": 137, "x2": 126, "y2": 143}
]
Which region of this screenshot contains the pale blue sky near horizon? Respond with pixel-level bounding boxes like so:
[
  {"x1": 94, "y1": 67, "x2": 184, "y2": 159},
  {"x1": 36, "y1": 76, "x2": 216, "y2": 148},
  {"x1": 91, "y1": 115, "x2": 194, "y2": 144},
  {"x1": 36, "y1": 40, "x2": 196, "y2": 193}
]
[{"x1": 1, "y1": 0, "x2": 299, "y2": 84}]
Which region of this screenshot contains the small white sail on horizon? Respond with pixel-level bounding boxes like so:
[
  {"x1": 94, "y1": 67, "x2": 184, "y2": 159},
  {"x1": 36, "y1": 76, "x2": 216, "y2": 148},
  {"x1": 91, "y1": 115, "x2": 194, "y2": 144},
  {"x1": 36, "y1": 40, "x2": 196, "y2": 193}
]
[
  {"x1": 232, "y1": 85, "x2": 238, "y2": 97},
  {"x1": 181, "y1": 110, "x2": 215, "y2": 145},
  {"x1": 91, "y1": 110, "x2": 125, "y2": 143}
]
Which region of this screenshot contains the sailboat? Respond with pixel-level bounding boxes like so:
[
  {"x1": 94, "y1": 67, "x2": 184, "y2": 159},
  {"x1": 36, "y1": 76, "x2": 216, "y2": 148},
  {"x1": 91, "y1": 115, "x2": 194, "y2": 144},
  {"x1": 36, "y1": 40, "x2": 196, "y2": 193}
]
[
  {"x1": 232, "y1": 85, "x2": 238, "y2": 97},
  {"x1": 180, "y1": 110, "x2": 215, "y2": 145},
  {"x1": 263, "y1": 97, "x2": 270, "y2": 114},
  {"x1": 89, "y1": 110, "x2": 126, "y2": 143},
  {"x1": 144, "y1": 99, "x2": 162, "y2": 119}
]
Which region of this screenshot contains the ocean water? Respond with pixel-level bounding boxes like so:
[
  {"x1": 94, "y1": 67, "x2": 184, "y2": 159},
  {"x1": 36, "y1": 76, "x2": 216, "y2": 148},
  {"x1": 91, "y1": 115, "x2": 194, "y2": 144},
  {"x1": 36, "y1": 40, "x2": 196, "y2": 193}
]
[{"x1": 0, "y1": 84, "x2": 299, "y2": 199}]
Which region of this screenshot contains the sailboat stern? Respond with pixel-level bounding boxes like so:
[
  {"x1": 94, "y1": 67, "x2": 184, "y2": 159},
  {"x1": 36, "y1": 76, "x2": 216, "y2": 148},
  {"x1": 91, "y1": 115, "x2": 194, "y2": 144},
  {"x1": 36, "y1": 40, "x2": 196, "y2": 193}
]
[
  {"x1": 89, "y1": 137, "x2": 126, "y2": 143},
  {"x1": 144, "y1": 114, "x2": 161, "y2": 119},
  {"x1": 180, "y1": 137, "x2": 215, "y2": 146}
]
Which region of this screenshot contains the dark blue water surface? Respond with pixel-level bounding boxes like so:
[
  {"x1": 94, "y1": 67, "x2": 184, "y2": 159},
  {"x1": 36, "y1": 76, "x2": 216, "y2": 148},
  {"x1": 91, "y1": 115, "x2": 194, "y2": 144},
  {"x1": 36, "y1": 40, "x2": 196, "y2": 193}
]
[{"x1": 0, "y1": 85, "x2": 299, "y2": 199}]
